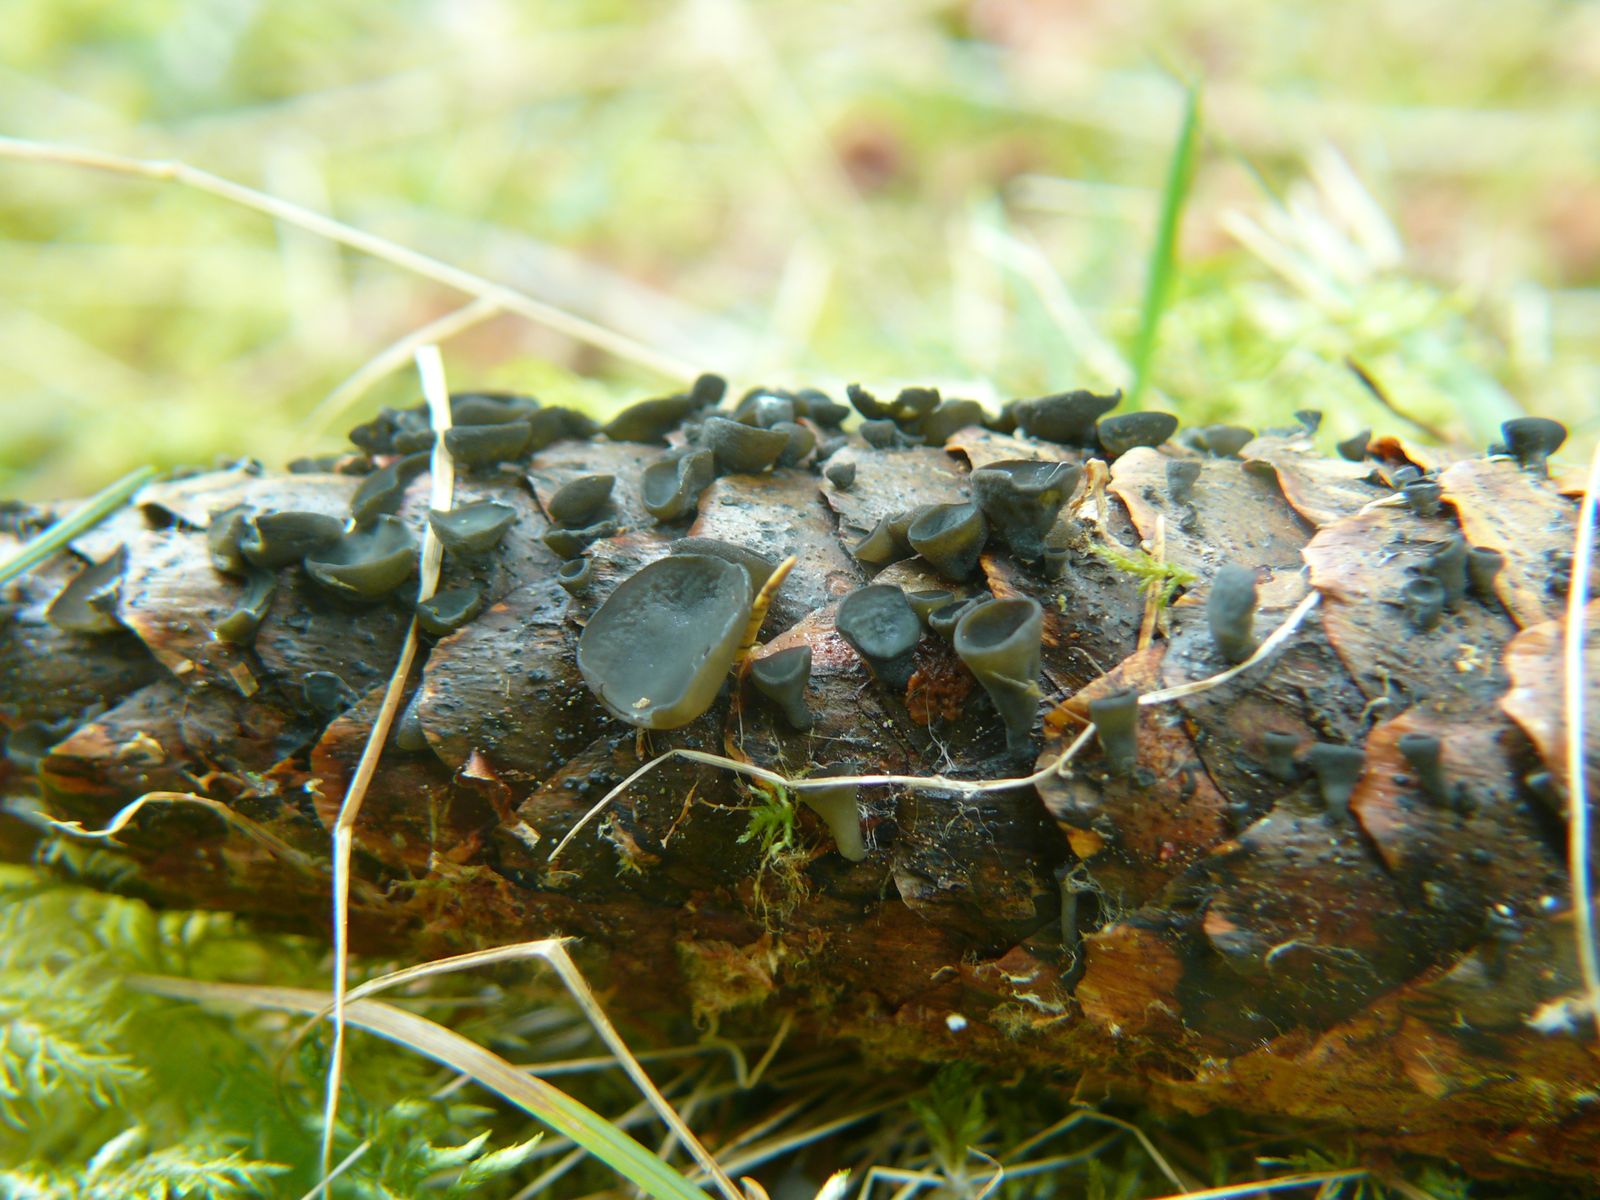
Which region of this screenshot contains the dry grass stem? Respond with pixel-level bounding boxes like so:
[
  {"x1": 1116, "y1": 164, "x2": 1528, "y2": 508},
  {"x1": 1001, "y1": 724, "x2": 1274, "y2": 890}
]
[{"x1": 1566, "y1": 438, "x2": 1600, "y2": 1036}]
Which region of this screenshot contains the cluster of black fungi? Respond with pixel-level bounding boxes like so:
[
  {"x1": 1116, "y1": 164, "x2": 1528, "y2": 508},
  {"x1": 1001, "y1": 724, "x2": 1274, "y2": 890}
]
[{"x1": 29, "y1": 372, "x2": 1574, "y2": 838}]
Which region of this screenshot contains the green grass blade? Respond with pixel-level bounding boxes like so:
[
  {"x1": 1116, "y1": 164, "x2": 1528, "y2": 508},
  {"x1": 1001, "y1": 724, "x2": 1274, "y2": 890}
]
[
  {"x1": 1128, "y1": 85, "x2": 1200, "y2": 406},
  {"x1": 0, "y1": 465, "x2": 157, "y2": 586}
]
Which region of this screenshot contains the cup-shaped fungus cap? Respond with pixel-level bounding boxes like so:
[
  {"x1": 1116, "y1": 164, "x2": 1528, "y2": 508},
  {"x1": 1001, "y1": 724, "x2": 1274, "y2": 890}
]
[
  {"x1": 1467, "y1": 545, "x2": 1505, "y2": 599},
  {"x1": 556, "y1": 557, "x2": 594, "y2": 595},
  {"x1": 849, "y1": 509, "x2": 924, "y2": 568},
  {"x1": 213, "y1": 569, "x2": 276, "y2": 645},
  {"x1": 449, "y1": 392, "x2": 539, "y2": 426},
  {"x1": 239, "y1": 511, "x2": 344, "y2": 569},
  {"x1": 823, "y1": 458, "x2": 856, "y2": 490},
  {"x1": 747, "y1": 395, "x2": 796, "y2": 428},
  {"x1": 836, "y1": 584, "x2": 921, "y2": 690},
  {"x1": 1097, "y1": 411, "x2": 1179, "y2": 457},
  {"x1": 1388, "y1": 465, "x2": 1422, "y2": 488},
  {"x1": 773, "y1": 420, "x2": 817, "y2": 467},
  {"x1": 906, "y1": 589, "x2": 953, "y2": 625},
  {"x1": 443, "y1": 420, "x2": 534, "y2": 467},
  {"x1": 1261, "y1": 730, "x2": 1301, "y2": 782},
  {"x1": 1086, "y1": 689, "x2": 1139, "y2": 775},
  {"x1": 918, "y1": 399, "x2": 987, "y2": 446},
  {"x1": 602, "y1": 393, "x2": 702, "y2": 444},
  {"x1": 1403, "y1": 479, "x2": 1443, "y2": 518},
  {"x1": 749, "y1": 645, "x2": 813, "y2": 730},
  {"x1": 541, "y1": 519, "x2": 619, "y2": 559},
  {"x1": 305, "y1": 515, "x2": 418, "y2": 600},
  {"x1": 207, "y1": 504, "x2": 254, "y2": 575},
  {"x1": 799, "y1": 763, "x2": 866, "y2": 861},
  {"x1": 1207, "y1": 563, "x2": 1259, "y2": 665},
  {"x1": 1336, "y1": 429, "x2": 1372, "y2": 462},
  {"x1": 416, "y1": 586, "x2": 483, "y2": 637},
  {"x1": 859, "y1": 419, "x2": 900, "y2": 449},
  {"x1": 847, "y1": 383, "x2": 891, "y2": 420},
  {"x1": 429, "y1": 500, "x2": 518, "y2": 556},
  {"x1": 907, "y1": 502, "x2": 988, "y2": 580},
  {"x1": 690, "y1": 372, "x2": 727, "y2": 409},
  {"x1": 1423, "y1": 533, "x2": 1467, "y2": 606},
  {"x1": 954, "y1": 596, "x2": 1044, "y2": 756},
  {"x1": 640, "y1": 450, "x2": 714, "y2": 522},
  {"x1": 350, "y1": 451, "x2": 430, "y2": 525},
  {"x1": 1295, "y1": 409, "x2": 1324, "y2": 433},
  {"x1": 1401, "y1": 576, "x2": 1445, "y2": 632},
  {"x1": 670, "y1": 538, "x2": 777, "y2": 593},
  {"x1": 928, "y1": 596, "x2": 979, "y2": 641},
  {"x1": 1396, "y1": 732, "x2": 1447, "y2": 802},
  {"x1": 970, "y1": 459, "x2": 1080, "y2": 560},
  {"x1": 577, "y1": 554, "x2": 754, "y2": 729},
  {"x1": 1305, "y1": 743, "x2": 1365, "y2": 812},
  {"x1": 1015, "y1": 389, "x2": 1121, "y2": 444},
  {"x1": 1501, "y1": 417, "x2": 1567, "y2": 473},
  {"x1": 1198, "y1": 425, "x2": 1254, "y2": 458},
  {"x1": 46, "y1": 546, "x2": 126, "y2": 634},
  {"x1": 1164, "y1": 459, "x2": 1202, "y2": 504},
  {"x1": 701, "y1": 416, "x2": 790, "y2": 474},
  {"x1": 546, "y1": 474, "x2": 615, "y2": 527}
]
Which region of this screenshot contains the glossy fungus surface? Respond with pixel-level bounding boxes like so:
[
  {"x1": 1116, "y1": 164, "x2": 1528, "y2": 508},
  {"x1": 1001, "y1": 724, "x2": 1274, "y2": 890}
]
[
  {"x1": 1208, "y1": 563, "x2": 1259, "y2": 665},
  {"x1": 799, "y1": 764, "x2": 865, "y2": 862},
  {"x1": 557, "y1": 557, "x2": 594, "y2": 595},
  {"x1": 1402, "y1": 576, "x2": 1445, "y2": 631},
  {"x1": 576, "y1": 554, "x2": 753, "y2": 729},
  {"x1": 213, "y1": 569, "x2": 276, "y2": 644},
  {"x1": 906, "y1": 589, "x2": 953, "y2": 625},
  {"x1": 750, "y1": 645, "x2": 813, "y2": 729},
  {"x1": 239, "y1": 511, "x2": 343, "y2": 569},
  {"x1": 918, "y1": 399, "x2": 986, "y2": 445},
  {"x1": 603, "y1": 393, "x2": 703, "y2": 444},
  {"x1": 304, "y1": 515, "x2": 418, "y2": 600},
  {"x1": 640, "y1": 450, "x2": 714, "y2": 521},
  {"x1": 1199, "y1": 425, "x2": 1254, "y2": 458},
  {"x1": 1336, "y1": 429, "x2": 1372, "y2": 462},
  {"x1": 443, "y1": 420, "x2": 533, "y2": 467},
  {"x1": 1015, "y1": 389, "x2": 1120, "y2": 444},
  {"x1": 547, "y1": 474, "x2": 615, "y2": 526},
  {"x1": 542, "y1": 519, "x2": 619, "y2": 559},
  {"x1": 46, "y1": 547, "x2": 127, "y2": 634},
  {"x1": 416, "y1": 586, "x2": 483, "y2": 637},
  {"x1": 823, "y1": 458, "x2": 856, "y2": 490},
  {"x1": 701, "y1": 416, "x2": 789, "y2": 474},
  {"x1": 1501, "y1": 417, "x2": 1567, "y2": 473},
  {"x1": 954, "y1": 596, "x2": 1044, "y2": 755},
  {"x1": 1467, "y1": 546, "x2": 1505, "y2": 599},
  {"x1": 1087, "y1": 689, "x2": 1139, "y2": 775},
  {"x1": 1305, "y1": 743, "x2": 1365, "y2": 812},
  {"x1": 835, "y1": 584, "x2": 920, "y2": 690},
  {"x1": 1165, "y1": 459, "x2": 1202, "y2": 504},
  {"x1": 1097, "y1": 411, "x2": 1179, "y2": 457},
  {"x1": 429, "y1": 501, "x2": 517, "y2": 555},
  {"x1": 1397, "y1": 732, "x2": 1447, "y2": 802},
  {"x1": 907, "y1": 502, "x2": 988, "y2": 580},
  {"x1": 971, "y1": 459, "x2": 1079, "y2": 560},
  {"x1": 350, "y1": 452, "x2": 429, "y2": 525},
  {"x1": 207, "y1": 504, "x2": 254, "y2": 575}
]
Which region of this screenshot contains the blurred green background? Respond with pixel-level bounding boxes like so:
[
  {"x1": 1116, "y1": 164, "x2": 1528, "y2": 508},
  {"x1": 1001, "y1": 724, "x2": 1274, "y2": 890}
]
[
  {"x1": 3, "y1": 0, "x2": 1600, "y2": 499},
  {"x1": 2, "y1": 0, "x2": 1597, "y2": 500}
]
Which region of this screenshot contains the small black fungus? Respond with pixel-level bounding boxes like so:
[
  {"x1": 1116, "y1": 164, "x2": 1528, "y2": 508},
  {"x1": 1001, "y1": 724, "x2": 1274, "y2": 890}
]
[
  {"x1": 213, "y1": 569, "x2": 276, "y2": 645},
  {"x1": 1423, "y1": 533, "x2": 1467, "y2": 606},
  {"x1": 970, "y1": 459, "x2": 1080, "y2": 561},
  {"x1": 443, "y1": 420, "x2": 534, "y2": 467},
  {"x1": 556, "y1": 557, "x2": 594, "y2": 596},
  {"x1": 859, "y1": 419, "x2": 901, "y2": 449},
  {"x1": 1262, "y1": 730, "x2": 1301, "y2": 783},
  {"x1": 917, "y1": 399, "x2": 986, "y2": 445},
  {"x1": 640, "y1": 450, "x2": 715, "y2": 522},
  {"x1": 985, "y1": 401, "x2": 1020, "y2": 435},
  {"x1": 1097, "y1": 411, "x2": 1179, "y2": 457},
  {"x1": 602, "y1": 393, "x2": 702, "y2": 444},
  {"x1": 799, "y1": 763, "x2": 865, "y2": 861},
  {"x1": 1041, "y1": 546, "x2": 1069, "y2": 580},
  {"x1": 542, "y1": 519, "x2": 619, "y2": 559},
  {"x1": 303, "y1": 670, "x2": 357, "y2": 715},
  {"x1": 240, "y1": 511, "x2": 344, "y2": 569},
  {"x1": 823, "y1": 458, "x2": 856, "y2": 490},
  {"x1": 1336, "y1": 429, "x2": 1372, "y2": 462},
  {"x1": 907, "y1": 502, "x2": 988, "y2": 580},
  {"x1": 701, "y1": 415, "x2": 790, "y2": 474},
  {"x1": 1087, "y1": 689, "x2": 1139, "y2": 775},
  {"x1": 906, "y1": 589, "x2": 953, "y2": 625},
  {"x1": 671, "y1": 538, "x2": 777, "y2": 593},
  {"x1": 350, "y1": 451, "x2": 429, "y2": 525},
  {"x1": 396, "y1": 687, "x2": 431, "y2": 753},
  {"x1": 796, "y1": 389, "x2": 851, "y2": 427},
  {"x1": 1467, "y1": 545, "x2": 1505, "y2": 600},
  {"x1": 1207, "y1": 563, "x2": 1259, "y2": 665},
  {"x1": 46, "y1": 546, "x2": 126, "y2": 634},
  {"x1": 955, "y1": 597, "x2": 1044, "y2": 755},
  {"x1": 836, "y1": 584, "x2": 921, "y2": 690},
  {"x1": 1198, "y1": 424, "x2": 1254, "y2": 458},
  {"x1": 547, "y1": 474, "x2": 615, "y2": 527},
  {"x1": 744, "y1": 395, "x2": 796, "y2": 428},
  {"x1": 451, "y1": 392, "x2": 539, "y2": 426},
  {"x1": 750, "y1": 645, "x2": 813, "y2": 730},
  {"x1": 429, "y1": 500, "x2": 518, "y2": 555},
  {"x1": 1501, "y1": 417, "x2": 1567, "y2": 474},
  {"x1": 849, "y1": 509, "x2": 923, "y2": 568},
  {"x1": 890, "y1": 386, "x2": 941, "y2": 426},
  {"x1": 207, "y1": 504, "x2": 255, "y2": 575},
  {"x1": 1165, "y1": 459, "x2": 1202, "y2": 504},
  {"x1": 928, "y1": 596, "x2": 979, "y2": 641},
  {"x1": 1403, "y1": 479, "x2": 1443, "y2": 518},
  {"x1": 1294, "y1": 409, "x2": 1323, "y2": 433},
  {"x1": 1305, "y1": 743, "x2": 1365, "y2": 812},
  {"x1": 526, "y1": 405, "x2": 598, "y2": 451},
  {"x1": 304, "y1": 515, "x2": 418, "y2": 600},
  {"x1": 1401, "y1": 576, "x2": 1445, "y2": 632},
  {"x1": 1389, "y1": 464, "x2": 1422, "y2": 488},
  {"x1": 1015, "y1": 389, "x2": 1120, "y2": 445},
  {"x1": 690, "y1": 372, "x2": 728, "y2": 409},
  {"x1": 773, "y1": 420, "x2": 816, "y2": 467},
  {"x1": 576, "y1": 554, "x2": 754, "y2": 729},
  {"x1": 1396, "y1": 733, "x2": 1447, "y2": 803},
  {"x1": 416, "y1": 586, "x2": 483, "y2": 637},
  {"x1": 846, "y1": 383, "x2": 890, "y2": 421}
]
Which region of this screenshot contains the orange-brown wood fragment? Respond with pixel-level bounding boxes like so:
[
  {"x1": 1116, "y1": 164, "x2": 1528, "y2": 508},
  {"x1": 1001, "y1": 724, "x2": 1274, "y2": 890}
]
[
  {"x1": 1241, "y1": 432, "x2": 1381, "y2": 529},
  {"x1": 1075, "y1": 921, "x2": 1186, "y2": 1037},
  {"x1": 1500, "y1": 600, "x2": 1600, "y2": 799}
]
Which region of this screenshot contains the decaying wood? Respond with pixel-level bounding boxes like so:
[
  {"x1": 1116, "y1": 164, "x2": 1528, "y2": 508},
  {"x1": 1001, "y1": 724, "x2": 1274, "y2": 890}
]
[{"x1": 2, "y1": 402, "x2": 1597, "y2": 1180}]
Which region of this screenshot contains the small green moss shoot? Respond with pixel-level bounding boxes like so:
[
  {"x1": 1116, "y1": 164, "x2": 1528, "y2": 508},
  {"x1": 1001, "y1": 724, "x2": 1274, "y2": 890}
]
[{"x1": 1089, "y1": 541, "x2": 1197, "y2": 608}]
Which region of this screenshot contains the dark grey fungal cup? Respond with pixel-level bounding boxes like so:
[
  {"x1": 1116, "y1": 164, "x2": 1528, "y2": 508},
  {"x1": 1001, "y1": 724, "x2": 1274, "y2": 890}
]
[
  {"x1": 1467, "y1": 545, "x2": 1505, "y2": 600},
  {"x1": 415, "y1": 586, "x2": 483, "y2": 637},
  {"x1": 640, "y1": 450, "x2": 714, "y2": 522},
  {"x1": 305, "y1": 514, "x2": 418, "y2": 600},
  {"x1": 835, "y1": 584, "x2": 921, "y2": 690},
  {"x1": 213, "y1": 568, "x2": 276, "y2": 645},
  {"x1": 1402, "y1": 576, "x2": 1446, "y2": 632},
  {"x1": 1397, "y1": 732, "x2": 1447, "y2": 802},
  {"x1": 1500, "y1": 417, "x2": 1567, "y2": 474},
  {"x1": 701, "y1": 416, "x2": 790, "y2": 474},
  {"x1": 1014, "y1": 389, "x2": 1120, "y2": 445},
  {"x1": 907, "y1": 502, "x2": 988, "y2": 580},
  {"x1": 1096, "y1": 411, "x2": 1179, "y2": 457},
  {"x1": 1198, "y1": 424, "x2": 1253, "y2": 458},
  {"x1": 1087, "y1": 689, "x2": 1139, "y2": 776},
  {"x1": 1261, "y1": 730, "x2": 1301, "y2": 783},
  {"x1": 443, "y1": 420, "x2": 534, "y2": 467},
  {"x1": 546, "y1": 474, "x2": 615, "y2": 527},
  {"x1": 970, "y1": 459, "x2": 1080, "y2": 561},
  {"x1": 577, "y1": 554, "x2": 754, "y2": 729},
  {"x1": 799, "y1": 763, "x2": 865, "y2": 862},
  {"x1": 1164, "y1": 459, "x2": 1202, "y2": 504},
  {"x1": 1207, "y1": 563, "x2": 1259, "y2": 665},
  {"x1": 239, "y1": 511, "x2": 343, "y2": 569},
  {"x1": 556, "y1": 557, "x2": 594, "y2": 595},
  {"x1": 45, "y1": 546, "x2": 126, "y2": 635},
  {"x1": 954, "y1": 596, "x2": 1044, "y2": 756},
  {"x1": 1305, "y1": 743, "x2": 1366, "y2": 813},
  {"x1": 749, "y1": 645, "x2": 814, "y2": 730},
  {"x1": 428, "y1": 500, "x2": 517, "y2": 556}
]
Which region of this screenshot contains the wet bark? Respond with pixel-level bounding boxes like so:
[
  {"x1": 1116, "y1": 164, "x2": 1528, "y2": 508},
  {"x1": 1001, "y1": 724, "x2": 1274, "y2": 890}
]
[{"x1": 2, "y1": 414, "x2": 1597, "y2": 1179}]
